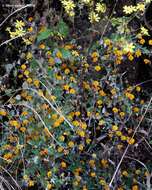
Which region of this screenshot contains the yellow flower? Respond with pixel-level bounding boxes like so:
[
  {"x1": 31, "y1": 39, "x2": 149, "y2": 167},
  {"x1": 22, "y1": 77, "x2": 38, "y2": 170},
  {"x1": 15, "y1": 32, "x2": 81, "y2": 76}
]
[
  {"x1": 57, "y1": 146, "x2": 64, "y2": 153},
  {"x1": 26, "y1": 52, "x2": 32, "y2": 60},
  {"x1": 23, "y1": 38, "x2": 32, "y2": 45},
  {"x1": 28, "y1": 180, "x2": 34, "y2": 187},
  {"x1": 144, "y1": 59, "x2": 151, "y2": 64},
  {"x1": 47, "y1": 183, "x2": 53, "y2": 190},
  {"x1": 28, "y1": 27, "x2": 33, "y2": 32},
  {"x1": 56, "y1": 51, "x2": 62, "y2": 58},
  {"x1": 121, "y1": 135, "x2": 127, "y2": 141},
  {"x1": 128, "y1": 138, "x2": 135, "y2": 145},
  {"x1": 33, "y1": 80, "x2": 40, "y2": 88},
  {"x1": 72, "y1": 50, "x2": 79, "y2": 56},
  {"x1": 125, "y1": 92, "x2": 135, "y2": 100},
  {"x1": 123, "y1": 42, "x2": 135, "y2": 53},
  {"x1": 140, "y1": 26, "x2": 149, "y2": 36},
  {"x1": 20, "y1": 127, "x2": 26, "y2": 133},
  {"x1": 139, "y1": 38, "x2": 145, "y2": 45},
  {"x1": 135, "y1": 170, "x2": 141, "y2": 175},
  {"x1": 68, "y1": 141, "x2": 74, "y2": 148},
  {"x1": 95, "y1": 3, "x2": 106, "y2": 13},
  {"x1": 135, "y1": 49, "x2": 142, "y2": 57},
  {"x1": 23, "y1": 175, "x2": 29, "y2": 181},
  {"x1": 69, "y1": 88, "x2": 76, "y2": 94},
  {"x1": 123, "y1": 5, "x2": 136, "y2": 14},
  {"x1": 119, "y1": 112, "x2": 125, "y2": 118},
  {"x1": 132, "y1": 185, "x2": 139, "y2": 190},
  {"x1": 101, "y1": 159, "x2": 108, "y2": 168},
  {"x1": 3, "y1": 153, "x2": 13, "y2": 160},
  {"x1": 99, "y1": 90, "x2": 106, "y2": 96},
  {"x1": 48, "y1": 57, "x2": 55, "y2": 66},
  {"x1": 86, "y1": 138, "x2": 91, "y2": 144},
  {"x1": 91, "y1": 52, "x2": 99, "y2": 58},
  {"x1": 0, "y1": 109, "x2": 7, "y2": 116},
  {"x1": 59, "y1": 135, "x2": 65, "y2": 142},
  {"x1": 112, "y1": 125, "x2": 118, "y2": 131},
  {"x1": 78, "y1": 144, "x2": 84, "y2": 151},
  {"x1": 89, "y1": 160, "x2": 95, "y2": 167},
  {"x1": 89, "y1": 11, "x2": 100, "y2": 23},
  {"x1": 24, "y1": 70, "x2": 30, "y2": 77},
  {"x1": 26, "y1": 77, "x2": 32, "y2": 84},
  {"x1": 116, "y1": 131, "x2": 122, "y2": 136},
  {"x1": 21, "y1": 64, "x2": 26, "y2": 70},
  {"x1": 95, "y1": 65, "x2": 101, "y2": 71},
  {"x1": 128, "y1": 54, "x2": 134, "y2": 61},
  {"x1": 53, "y1": 121, "x2": 60, "y2": 128},
  {"x1": 149, "y1": 39, "x2": 152, "y2": 45},
  {"x1": 112, "y1": 107, "x2": 119, "y2": 113},
  {"x1": 122, "y1": 170, "x2": 129, "y2": 177},
  {"x1": 39, "y1": 43, "x2": 45, "y2": 49},
  {"x1": 28, "y1": 17, "x2": 33, "y2": 22},
  {"x1": 90, "y1": 172, "x2": 96, "y2": 177},
  {"x1": 61, "y1": 161, "x2": 67, "y2": 168},
  {"x1": 133, "y1": 107, "x2": 139, "y2": 113},
  {"x1": 64, "y1": 68, "x2": 70, "y2": 74},
  {"x1": 73, "y1": 120, "x2": 79, "y2": 127},
  {"x1": 75, "y1": 111, "x2": 81, "y2": 117},
  {"x1": 9, "y1": 120, "x2": 20, "y2": 128},
  {"x1": 136, "y1": 3, "x2": 145, "y2": 11},
  {"x1": 92, "y1": 80, "x2": 99, "y2": 87},
  {"x1": 80, "y1": 122, "x2": 87, "y2": 129},
  {"x1": 77, "y1": 130, "x2": 85, "y2": 137},
  {"x1": 47, "y1": 171, "x2": 52, "y2": 177},
  {"x1": 61, "y1": 0, "x2": 75, "y2": 12},
  {"x1": 15, "y1": 20, "x2": 25, "y2": 29}
]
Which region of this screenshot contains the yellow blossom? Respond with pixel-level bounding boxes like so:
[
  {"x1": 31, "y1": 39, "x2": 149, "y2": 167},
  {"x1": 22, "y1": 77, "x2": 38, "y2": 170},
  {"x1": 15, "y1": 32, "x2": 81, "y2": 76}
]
[
  {"x1": 68, "y1": 141, "x2": 74, "y2": 148},
  {"x1": 89, "y1": 11, "x2": 100, "y2": 23},
  {"x1": 112, "y1": 107, "x2": 119, "y2": 113},
  {"x1": 128, "y1": 138, "x2": 135, "y2": 145},
  {"x1": 47, "y1": 171, "x2": 52, "y2": 177},
  {"x1": 69, "y1": 88, "x2": 76, "y2": 94},
  {"x1": 26, "y1": 52, "x2": 32, "y2": 60},
  {"x1": 122, "y1": 170, "x2": 129, "y2": 177},
  {"x1": 61, "y1": 161, "x2": 67, "y2": 168},
  {"x1": 90, "y1": 172, "x2": 96, "y2": 177},
  {"x1": 21, "y1": 64, "x2": 26, "y2": 70},
  {"x1": 15, "y1": 20, "x2": 25, "y2": 29},
  {"x1": 112, "y1": 125, "x2": 118, "y2": 131},
  {"x1": 9, "y1": 120, "x2": 20, "y2": 128},
  {"x1": 95, "y1": 3, "x2": 106, "y2": 13},
  {"x1": 64, "y1": 68, "x2": 70, "y2": 74},
  {"x1": 0, "y1": 109, "x2": 7, "y2": 116},
  {"x1": 123, "y1": 5, "x2": 136, "y2": 14},
  {"x1": 135, "y1": 49, "x2": 141, "y2": 57},
  {"x1": 47, "y1": 183, "x2": 53, "y2": 190},
  {"x1": 95, "y1": 65, "x2": 101, "y2": 71},
  {"x1": 28, "y1": 180, "x2": 34, "y2": 187},
  {"x1": 33, "y1": 80, "x2": 40, "y2": 88},
  {"x1": 148, "y1": 39, "x2": 152, "y2": 45}
]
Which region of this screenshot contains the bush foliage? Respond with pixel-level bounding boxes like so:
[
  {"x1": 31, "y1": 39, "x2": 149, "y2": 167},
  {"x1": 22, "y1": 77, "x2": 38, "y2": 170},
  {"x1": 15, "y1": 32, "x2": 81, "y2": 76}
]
[{"x1": 0, "y1": 1, "x2": 152, "y2": 190}]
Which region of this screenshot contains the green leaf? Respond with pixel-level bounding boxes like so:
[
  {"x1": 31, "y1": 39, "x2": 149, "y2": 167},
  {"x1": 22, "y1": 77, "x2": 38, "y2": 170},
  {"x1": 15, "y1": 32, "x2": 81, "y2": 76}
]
[
  {"x1": 60, "y1": 48, "x2": 71, "y2": 59},
  {"x1": 57, "y1": 20, "x2": 69, "y2": 37},
  {"x1": 37, "y1": 28, "x2": 52, "y2": 42},
  {"x1": 30, "y1": 58, "x2": 39, "y2": 69}
]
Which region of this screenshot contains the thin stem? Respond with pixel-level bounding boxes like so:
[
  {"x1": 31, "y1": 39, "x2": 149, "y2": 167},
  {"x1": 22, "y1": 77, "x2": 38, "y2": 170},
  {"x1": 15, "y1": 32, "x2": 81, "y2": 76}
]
[{"x1": 0, "y1": 4, "x2": 35, "y2": 28}]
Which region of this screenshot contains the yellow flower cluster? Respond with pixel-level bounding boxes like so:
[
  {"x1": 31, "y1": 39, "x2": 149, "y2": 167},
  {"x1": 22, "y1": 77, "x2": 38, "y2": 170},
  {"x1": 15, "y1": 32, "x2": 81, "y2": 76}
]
[
  {"x1": 61, "y1": 0, "x2": 75, "y2": 16},
  {"x1": 6, "y1": 20, "x2": 26, "y2": 38},
  {"x1": 123, "y1": 3, "x2": 145, "y2": 15}
]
